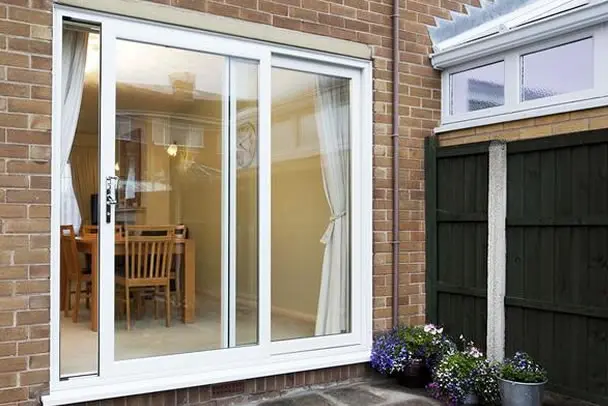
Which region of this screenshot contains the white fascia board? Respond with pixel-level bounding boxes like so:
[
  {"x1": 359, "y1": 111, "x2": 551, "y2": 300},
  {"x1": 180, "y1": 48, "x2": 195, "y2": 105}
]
[{"x1": 430, "y1": 0, "x2": 608, "y2": 70}]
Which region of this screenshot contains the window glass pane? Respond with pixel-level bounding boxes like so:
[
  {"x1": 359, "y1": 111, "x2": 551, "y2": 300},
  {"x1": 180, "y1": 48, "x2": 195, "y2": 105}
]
[
  {"x1": 522, "y1": 38, "x2": 593, "y2": 101},
  {"x1": 60, "y1": 25, "x2": 100, "y2": 378},
  {"x1": 234, "y1": 60, "x2": 259, "y2": 347},
  {"x1": 450, "y1": 62, "x2": 505, "y2": 114},
  {"x1": 108, "y1": 40, "x2": 261, "y2": 361},
  {"x1": 271, "y1": 68, "x2": 351, "y2": 341}
]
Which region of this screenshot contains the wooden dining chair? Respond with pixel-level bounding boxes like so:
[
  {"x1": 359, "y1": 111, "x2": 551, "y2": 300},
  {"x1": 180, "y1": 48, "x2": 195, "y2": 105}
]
[
  {"x1": 81, "y1": 224, "x2": 123, "y2": 236},
  {"x1": 117, "y1": 226, "x2": 176, "y2": 330},
  {"x1": 121, "y1": 225, "x2": 185, "y2": 305},
  {"x1": 60, "y1": 225, "x2": 91, "y2": 323}
]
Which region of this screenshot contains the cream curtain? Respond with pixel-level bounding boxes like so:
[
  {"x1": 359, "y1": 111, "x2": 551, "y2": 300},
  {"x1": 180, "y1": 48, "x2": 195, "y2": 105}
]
[
  {"x1": 314, "y1": 76, "x2": 350, "y2": 336},
  {"x1": 70, "y1": 146, "x2": 98, "y2": 227},
  {"x1": 60, "y1": 30, "x2": 89, "y2": 232}
]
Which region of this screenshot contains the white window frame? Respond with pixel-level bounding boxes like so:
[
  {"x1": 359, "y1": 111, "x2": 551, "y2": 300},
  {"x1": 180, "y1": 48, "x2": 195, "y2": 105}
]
[
  {"x1": 436, "y1": 22, "x2": 608, "y2": 133},
  {"x1": 47, "y1": 5, "x2": 373, "y2": 406}
]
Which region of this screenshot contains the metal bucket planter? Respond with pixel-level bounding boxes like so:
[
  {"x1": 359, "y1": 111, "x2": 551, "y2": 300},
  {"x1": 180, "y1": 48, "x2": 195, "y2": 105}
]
[
  {"x1": 462, "y1": 393, "x2": 478, "y2": 405},
  {"x1": 395, "y1": 359, "x2": 431, "y2": 388},
  {"x1": 499, "y1": 378, "x2": 546, "y2": 406}
]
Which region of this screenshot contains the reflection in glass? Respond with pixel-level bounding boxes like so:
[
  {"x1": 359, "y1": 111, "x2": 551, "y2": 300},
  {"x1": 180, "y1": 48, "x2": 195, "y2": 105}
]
[
  {"x1": 451, "y1": 62, "x2": 505, "y2": 114},
  {"x1": 271, "y1": 68, "x2": 351, "y2": 341},
  {"x1": 112, "y1": 40, "x2": 231, "y2": 360},
  {"x1": 59, "y1": 25, "x2": 100, "y2": 377},
  {"x1": 522, "y1": 38, "x2": 593, "y2": 101},
  {"x1": 234, "y1": 60, "x2": 259, "y2": 347}
]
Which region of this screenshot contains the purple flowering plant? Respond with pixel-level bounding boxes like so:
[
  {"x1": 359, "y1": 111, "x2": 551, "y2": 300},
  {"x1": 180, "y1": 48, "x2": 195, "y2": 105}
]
[
  {"x1": 428, "y1": 337, "x2": 500, "y2": 406},
  {"x1": 397, "y1": 324, "x2": 456, "y2": 371},
  {"x1": 499, "y1": 352, "x2": 547, "y2": 384},
  {"x1": 370, "y1": 327, "x2": 411, "y2": 375},
  {"x1": 370, "y1": 324, "x2": 455, "y2": 376}
]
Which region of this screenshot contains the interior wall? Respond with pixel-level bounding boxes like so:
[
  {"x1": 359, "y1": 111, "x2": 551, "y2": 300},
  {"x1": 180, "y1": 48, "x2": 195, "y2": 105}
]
[
  {"x1": 73, "y1": 75, "x2": 328, "y2": 322},
  {"x1": 271, "y1": 155, "x2": 328, "y2": 320}
]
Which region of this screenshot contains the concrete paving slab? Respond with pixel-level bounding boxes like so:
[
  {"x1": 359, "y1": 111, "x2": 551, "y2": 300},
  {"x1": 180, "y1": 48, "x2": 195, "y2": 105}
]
[
  {"x1": 258, "y1": 393, "x2": 334, "y2": 406},
  {"x1": 324, "y1": 386, "x2": 385, "y2": 405}
]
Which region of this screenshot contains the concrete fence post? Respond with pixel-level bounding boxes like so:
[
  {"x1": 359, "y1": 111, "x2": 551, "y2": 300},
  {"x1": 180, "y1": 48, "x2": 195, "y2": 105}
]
[{"x1": 487, "y1": 140, "x2": 507, "y2": 362}]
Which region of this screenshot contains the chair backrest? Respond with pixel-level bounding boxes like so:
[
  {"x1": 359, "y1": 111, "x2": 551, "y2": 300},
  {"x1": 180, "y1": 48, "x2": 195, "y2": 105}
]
[
  {"x1": 60, "y1": 225, "x2": 80, "y2": 276},
  {"x1": 174, "y1": 224, "x2": 188, "y2": 240},
  {"x1": 124, "y1": 226, "x2": 175, "y2": 281},
  {"x1": 81, "y1": 224, "x2": 123, "y2": 236},
  {"x1": 125, "y1": 225, "x2": 177, "y2": 237}
]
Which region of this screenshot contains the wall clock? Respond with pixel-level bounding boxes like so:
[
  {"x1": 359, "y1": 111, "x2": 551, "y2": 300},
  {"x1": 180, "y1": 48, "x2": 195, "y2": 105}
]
[{"x1": 236, "y1": 121, "x2": 257, "y2": 168}]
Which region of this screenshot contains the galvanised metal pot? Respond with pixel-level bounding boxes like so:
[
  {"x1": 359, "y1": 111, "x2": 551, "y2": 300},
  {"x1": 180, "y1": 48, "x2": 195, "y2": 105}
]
[
  {"x1": 499, "y1": 377, "x2": 547, "y2": 406},
  {"x1": 462, "y1": 393, "x2": 478, "y2": 405}
]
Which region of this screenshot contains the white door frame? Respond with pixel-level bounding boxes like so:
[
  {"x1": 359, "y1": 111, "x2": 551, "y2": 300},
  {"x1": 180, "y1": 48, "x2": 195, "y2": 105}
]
[{"x1": 49, "y1": 5, "x2": 372, "y2": 403}]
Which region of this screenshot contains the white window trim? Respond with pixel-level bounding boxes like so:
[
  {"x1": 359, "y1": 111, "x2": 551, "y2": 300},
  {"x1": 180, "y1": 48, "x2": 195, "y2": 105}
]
[
  {"x1": 432, "y1": 0, "x2": 608, "y2": 133},
  {"x1": 46, "y1": 5, "x2": 373, "y2": 405},
  {"x1": 437, "y1": 24, "x2": 608, "y2": 133}
]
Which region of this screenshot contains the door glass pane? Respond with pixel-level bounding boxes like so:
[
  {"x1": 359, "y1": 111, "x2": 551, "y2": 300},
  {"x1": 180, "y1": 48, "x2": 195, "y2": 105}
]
[
  {"x1": 112, "y1": 40, "x2": 232, "y2": 360},
  {"x1": 450, "y1": 61, "x2": 505, "y2": 114},
  {"x1": 271, "y1": 68, "x2": 351, "y2": 341},
  {"x1": 522, "y1": 38, "x2": 593, "y2": 101},
  {"x1": 60, "y1": 24, "x2": 100, "y2": 377},
  {"x1": 234, "y1": 60, "x2": 259, "y2": 347}
]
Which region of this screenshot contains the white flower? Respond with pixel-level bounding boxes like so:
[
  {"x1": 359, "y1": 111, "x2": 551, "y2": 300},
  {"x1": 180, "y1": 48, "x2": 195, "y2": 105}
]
[
  {"x1": 424, "y1": 324, "x2": 432, "y2": 333},
  {"x1": 437, "y1": 327, "x2": 444, "y2": 334}
]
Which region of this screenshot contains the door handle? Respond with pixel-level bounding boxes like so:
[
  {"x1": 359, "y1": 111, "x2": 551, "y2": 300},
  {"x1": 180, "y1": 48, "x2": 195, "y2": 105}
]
[{"x1": 105, "y1": 176, "x2": 119, "y2": 224}]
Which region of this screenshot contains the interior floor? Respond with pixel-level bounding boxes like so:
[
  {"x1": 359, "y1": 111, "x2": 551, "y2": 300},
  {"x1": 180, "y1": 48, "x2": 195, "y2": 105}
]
[{"x1": 60, "y1": 295, "x2": 314, "y2": 376}]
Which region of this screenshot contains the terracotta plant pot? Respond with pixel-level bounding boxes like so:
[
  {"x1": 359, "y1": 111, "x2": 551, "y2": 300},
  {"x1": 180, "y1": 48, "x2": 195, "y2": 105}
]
[{"x1": 395, "y1": 358, "x2": 431, "y2": 388}]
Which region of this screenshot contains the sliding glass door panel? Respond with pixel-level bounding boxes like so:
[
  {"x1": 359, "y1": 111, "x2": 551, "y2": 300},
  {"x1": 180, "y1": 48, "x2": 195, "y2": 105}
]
[
  {"x1": 270, "y1": 68, "x2": 351, "y2": 341},
  {"x1": 59, "y1": 23, "x2": 100, "y2": 378},
  {"x1": 113, "y1": 40, "x2": 228, "y2": 360}
]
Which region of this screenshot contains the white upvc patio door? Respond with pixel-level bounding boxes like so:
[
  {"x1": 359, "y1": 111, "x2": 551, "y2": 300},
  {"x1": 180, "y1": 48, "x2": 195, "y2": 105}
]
[
  {"x1": 51, "y1": 6, "x2": 372, "y2": 401},
  {"x1": 94, "y1": 15, "x2": 271, "y2": 380}
]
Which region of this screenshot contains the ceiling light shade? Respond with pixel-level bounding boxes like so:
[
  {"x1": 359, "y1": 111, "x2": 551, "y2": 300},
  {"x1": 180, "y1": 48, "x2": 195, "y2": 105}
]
[{"x1": 166, "y1": 143, "x2": 178, "y2": 157}]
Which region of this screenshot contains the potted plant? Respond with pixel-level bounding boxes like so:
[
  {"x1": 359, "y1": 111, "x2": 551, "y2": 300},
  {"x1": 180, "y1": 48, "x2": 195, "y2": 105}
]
[
  {"x1": 370, "y1": 327, "x2": 411, "y2": 377},
  {"x1": 498, "y1": 352, "x2": 547, "y2": 406},
  {"x1": 370, "y1": 324, "x2": 454, "y2": 388},
  {"x1": 428, "y1": 339, "x2": 500, "y2": 405},
  {"x1": 395, "y1": 324, "x2": 456, "y2": 388}
]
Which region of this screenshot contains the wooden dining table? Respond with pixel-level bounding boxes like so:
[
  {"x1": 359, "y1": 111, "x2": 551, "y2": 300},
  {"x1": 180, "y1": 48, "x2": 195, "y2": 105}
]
[{"x1": 75, "y1": 234, "x2": 196, "y2": 332}]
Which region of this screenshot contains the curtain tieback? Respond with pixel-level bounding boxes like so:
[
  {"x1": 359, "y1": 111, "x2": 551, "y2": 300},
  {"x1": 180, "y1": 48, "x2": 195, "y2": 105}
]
[{"x1": 320, "y1": 211, "x2": 346, "y2": 244}]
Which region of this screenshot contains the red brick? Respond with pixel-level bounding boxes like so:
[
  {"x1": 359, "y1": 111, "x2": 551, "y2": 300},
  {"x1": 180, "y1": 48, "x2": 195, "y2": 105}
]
[
  {"x1": 29, "y1": 354, "x2": 48, "y2": 369},
  {"x1": 8, "y1": 99, "x2": 50, "y2": 115},
  {"x1": 0, "y1": 83, "x2": 28, "y2": 98},
  {"x1": 0, "y1": 387, "x2": 27, "y2": 403},
  {"x1": 260, "y1": 0, "x2": 288, "y2": 15},
  {"x1": 17, "y1": 339, "x2": 48, "y2": 355},
  {"x1": 6, "y1": 190, "x2": 49, "y2": 204},
  {"x1": 7, "y1": 37, "x2": 51, "y2": 55},
  {"x1": 19, "y1": 370, "x2": 48, "y2": 385},
  {"x1": 0, "y1": 357, "x2": 26, "y2": 373},
  {"x1": 8, "y1": 7, "x2": 51, "y2": 25},
  {"x1": 0, "y1": 20, "x2": 30, "y2": 37}
]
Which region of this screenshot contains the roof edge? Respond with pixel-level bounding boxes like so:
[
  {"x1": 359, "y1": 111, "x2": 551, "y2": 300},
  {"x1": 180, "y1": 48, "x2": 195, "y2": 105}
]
[{"x1": 430, "y1": 0, "x2": 608, "y2": 70}]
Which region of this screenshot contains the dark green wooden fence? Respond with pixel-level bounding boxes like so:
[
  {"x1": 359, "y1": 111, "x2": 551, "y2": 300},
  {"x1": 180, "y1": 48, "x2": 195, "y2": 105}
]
[
  {"x1": 425, "y1": 138, "x2": 489, "y2": 350},
  {"x1": 426, "y1": 131, "x2": 608, "y2": 405},
  {"x1": 505, "y1": 131, "x2": 608, "y2": 405}
]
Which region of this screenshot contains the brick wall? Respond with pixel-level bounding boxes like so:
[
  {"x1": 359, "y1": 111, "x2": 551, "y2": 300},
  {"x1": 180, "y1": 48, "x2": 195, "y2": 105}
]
[
  {"x1": 0, "y1": 0, "x2": 483, "y2": 404},
  {"x1": 439, "y1": 107, "x2": 608, "y2": 146},
  {"x1": 69, "y1": 365, "x2": 372, "y2": 406},
  {"x1": 0, "y1": 0, "x2": 52, "y2": 405}
]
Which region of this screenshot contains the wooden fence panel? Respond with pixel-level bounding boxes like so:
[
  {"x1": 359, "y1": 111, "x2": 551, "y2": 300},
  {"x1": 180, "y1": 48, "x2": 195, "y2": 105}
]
[
  {"x1": 426, "y1": 139, "x2": 489, "y2": 349},
  {"x1": 505, "y1": 132, "x2": 608, "y2": 405}
]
